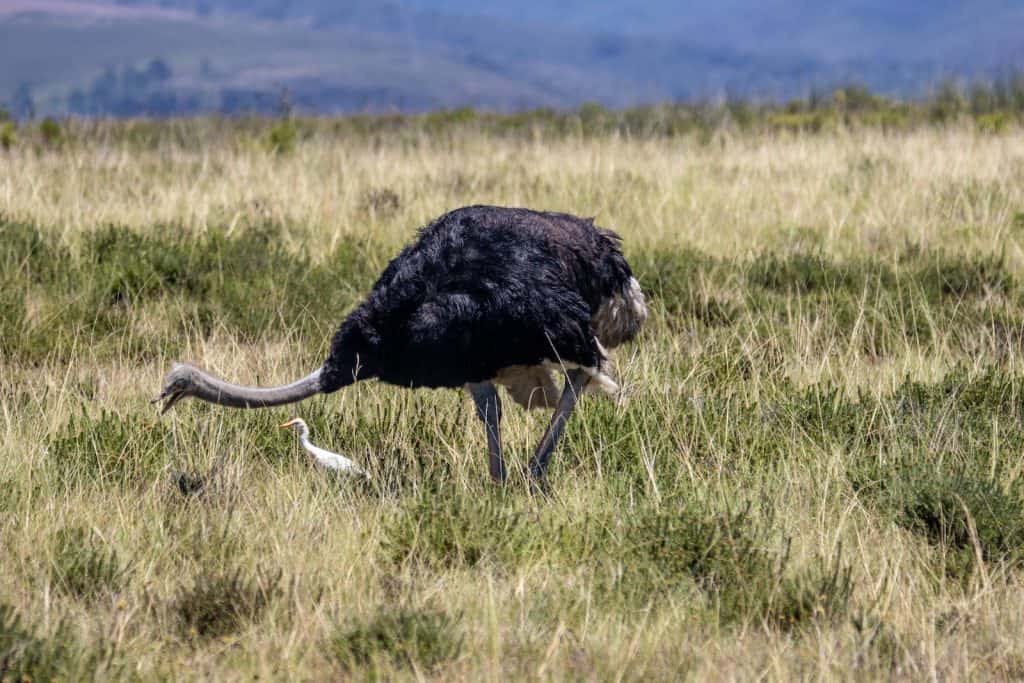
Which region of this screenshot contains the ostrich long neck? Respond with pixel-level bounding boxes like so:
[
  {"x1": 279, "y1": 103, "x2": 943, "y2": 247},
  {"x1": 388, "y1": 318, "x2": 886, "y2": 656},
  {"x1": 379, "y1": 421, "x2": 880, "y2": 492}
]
[{"x1": 192, "y1": 367, "x2": 323, "y2": 408}]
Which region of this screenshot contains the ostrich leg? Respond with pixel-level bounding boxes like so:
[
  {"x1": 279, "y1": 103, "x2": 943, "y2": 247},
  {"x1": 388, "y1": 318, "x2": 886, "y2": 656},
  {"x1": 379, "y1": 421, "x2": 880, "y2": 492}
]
[
  {"x1": 468, "y1": 382, "x2": 506, "y2": 482},
  {"x1": 528, "y1": 369, "x2": 589, "y2": 482}
]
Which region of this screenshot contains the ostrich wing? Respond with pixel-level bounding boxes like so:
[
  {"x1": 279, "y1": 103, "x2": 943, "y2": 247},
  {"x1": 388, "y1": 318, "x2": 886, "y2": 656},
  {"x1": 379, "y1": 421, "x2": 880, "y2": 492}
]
[{"x1": 371, "y1": 283, "x2": 600, "y2": 390}]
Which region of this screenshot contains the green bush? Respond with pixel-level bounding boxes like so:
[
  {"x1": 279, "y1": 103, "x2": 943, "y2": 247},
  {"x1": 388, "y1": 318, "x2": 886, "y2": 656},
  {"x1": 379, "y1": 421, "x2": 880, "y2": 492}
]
[
  {"x1": 0, "y1": 216, "x2": 385, "y2": 360},
  {"x1": 0, "y1": 603, "x2": 116, "y2": 680},
  {"x1": 747, "y1": 251, "x2": 853, "y2": 294},
  {"x1": 848, "y1": 367, "x2": 1024, "y2": 579},
  {"x1": 622, "y1": 506, "x2": 774, "y2": 617},
  {"x1": 172, "y1": 567, "x2": 283, "y2": 641},
  {"x1": 551, "y1": 502, "x2": 854, "y2": 628},
  {"x1": 0, "y1": 217, "x2": 65, "y2": 281},
  {"x1": 39, "y1": 117, "x2": 62, "y2": 147},
  {"x1": 47, "y1": 410, "x2": 170, "y2": 489},
  {"x1": 327, "y1": 608, "x2": 463, "y2": 673},
  {"x1": 0, "y1": 122, "x2": 14, "y2": 150},
  {"x1": 768, "y1": 552, "x2": 854, "y2": 629},
  {"x1": 976, "y1": 112, "x2": 1012, "y2": 134},
  {"x1": 628, "y1": 246, "x2": 721, "y2": 323},
  {"x1": 50, "y1": 526, "x2": 132, "y2": 601},
  {"x1": 83, "y1": 224, "x2": 200, "y2": 306},
  {"x1": 854, "y1": 461, "x2": 1024, "y2": 580},
  {"x1": 4, "y1": 212, "x2": 1015, "y2": 367},
  {"x1": 383, "y1": 487, "x2": 534, "y2": 568},
  {"x1": 912, "y1": 252, "x2": 1012, "y2": 299},
  {"x1": 266, "y1": 119, "x2": 297, "y2": 154},
  {"x1": 0, "y1": 274, "x2": 26, "y2": 358}
]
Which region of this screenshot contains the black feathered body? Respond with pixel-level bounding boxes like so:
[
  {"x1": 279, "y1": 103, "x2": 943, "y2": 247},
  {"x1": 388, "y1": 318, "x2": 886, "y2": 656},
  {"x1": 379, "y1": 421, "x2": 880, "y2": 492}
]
[{"x1": 321, "y1": 206, "x2": 646, "y2": 401}]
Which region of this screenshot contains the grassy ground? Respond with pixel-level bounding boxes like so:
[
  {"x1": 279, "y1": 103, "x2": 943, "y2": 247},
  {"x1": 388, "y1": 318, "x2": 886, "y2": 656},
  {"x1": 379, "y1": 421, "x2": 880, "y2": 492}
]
[{"x1": 3, "y1": 122, "x2": 1024, "y2": 680}]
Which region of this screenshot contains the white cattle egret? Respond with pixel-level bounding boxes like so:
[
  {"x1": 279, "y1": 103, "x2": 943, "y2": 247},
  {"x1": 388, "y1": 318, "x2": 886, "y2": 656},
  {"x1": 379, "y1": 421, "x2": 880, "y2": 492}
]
[{"x1": 279, "y1": 418, "x2": 365, "y2": 476}]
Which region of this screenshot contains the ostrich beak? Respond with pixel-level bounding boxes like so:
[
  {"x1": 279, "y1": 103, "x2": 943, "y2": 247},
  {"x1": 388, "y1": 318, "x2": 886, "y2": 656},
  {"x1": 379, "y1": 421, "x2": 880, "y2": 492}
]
[
  {"x1": 279, "y1": 418, "x2": 301, "y2": 429},
  {"x1": 152, "y1": 388, "x2": 184, "y2": 415}
]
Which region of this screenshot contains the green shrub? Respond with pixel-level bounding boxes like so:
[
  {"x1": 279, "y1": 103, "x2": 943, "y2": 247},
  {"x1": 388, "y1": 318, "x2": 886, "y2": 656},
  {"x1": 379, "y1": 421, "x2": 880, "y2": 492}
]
[
  {"x1": 172, "y1": 567, "x2": 283, "y2": 640},
  {"x1": 912, "y1": 252, "x2": 1012, "y2": 299},
  {"x1": 889, "y1": 366, "x2": 1024, "y2": 437},
  {"x1": 976, "y1": 112, "x2": 1012, "y2": 134},
  {"x1": 560, "y1": 502, "x2": 855, "y2": 628},
  {"x1": 858, "y1": 462, "x2": 1024, "y2": 580},
  {"x1": 0, "y1": 216, "x2": 385, "y2": 361},
  {"x1": 266, "y1": 119, "x2": 297, "y2": 154},
  {"x1": 783, "y1": 383, "x2": 865, "y2": 449},
  {"x1": 39, "y1": 117, "x2": 62, "y2": 147},
  {"x1": 83, "y1": 224, "x2": 200, "y2": 306},
  {"x1": 0, "y1": 217, "x2": 65, "y2": 281},
  {"x1": 0, "y1": 274, "x2": 26, "y2": 358},
  {"x1": 383, "y1": 487, "x2": 534, "y2": 568},
  {"x1": 767, "y1": 111, "x2": 837, "y2": 133},
  {"x1": 47, "y1": 410, "x2": 170, "y2": 488},
  {"x1": 851, "y1": 614, "x2": 904, "y2": 673},
  {"x1": 0, "y1": 603, "x2": 116, "y2": 680},
  {"x1": 612, "y1": 505, "x2": 781, "y2": 621},
  {"x1": 1, "y1": 603, "x2": 72, "y2": 681},
  {"x1": 1013, "y1": 211, "x2": 1024, "y2": 231},
  {"x1": 768, "y1": 552, "x2": 854, "y2": 629},
  {"x1": 849, "y1": 367, "x2": 1024, "y2": 580},
  {"x1": 327, "y1": 608, "x2": 463, "y2": 673},
  {"x1": 628, "y1": 247, "x2": 721, "y2": 322},
  {"x1": 50, "y1": 526, "x2": 132, "y2": 601},
  {"x1": 747, "y1": 251, "x2": 852, "y2": 294},
  {"x1": 190, "y1": 223, "x2": 312, "y2": 339},
  {"x1": 0, "y1": 122, "x2": 14, "y2": 150}
]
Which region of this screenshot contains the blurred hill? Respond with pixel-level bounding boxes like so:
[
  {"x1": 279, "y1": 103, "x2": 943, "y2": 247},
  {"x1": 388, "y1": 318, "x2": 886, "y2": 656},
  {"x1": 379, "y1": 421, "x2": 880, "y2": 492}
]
[{"x1": 2, "y1": 0, "x2": 1022, "y2": 116}]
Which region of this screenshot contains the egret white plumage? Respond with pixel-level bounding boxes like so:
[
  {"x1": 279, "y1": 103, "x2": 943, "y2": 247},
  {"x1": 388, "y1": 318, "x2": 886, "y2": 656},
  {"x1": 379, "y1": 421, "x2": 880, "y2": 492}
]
[{"x1": 279, "y1": 418, "x2": 365, "y2": 476}]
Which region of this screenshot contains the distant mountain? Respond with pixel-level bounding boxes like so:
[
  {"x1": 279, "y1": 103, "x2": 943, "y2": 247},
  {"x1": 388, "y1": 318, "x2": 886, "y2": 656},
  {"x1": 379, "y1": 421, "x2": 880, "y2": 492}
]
[
  {"x1": 1, "y1": 0, "x2": 1021, "y2": 117},
  {"x1": 415, "y1": 0, "x2": 1023, "y2": 64},
  {"x1": 120, "y1": 0, "x2": 1024, "y2": 66}
]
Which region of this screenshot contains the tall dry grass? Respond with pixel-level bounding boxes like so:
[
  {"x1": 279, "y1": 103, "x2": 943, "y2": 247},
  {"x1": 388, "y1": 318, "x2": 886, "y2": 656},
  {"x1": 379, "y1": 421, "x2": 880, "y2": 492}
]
[{"x1": 2, "y1": 122, "x2": 1024, "y2": 680}]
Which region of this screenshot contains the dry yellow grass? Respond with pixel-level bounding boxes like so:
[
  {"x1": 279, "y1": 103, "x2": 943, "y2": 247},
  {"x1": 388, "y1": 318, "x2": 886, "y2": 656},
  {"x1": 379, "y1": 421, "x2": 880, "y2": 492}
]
[
  {"x1": 3, "y1": 125, "x2": 1021, "y2": 252},
  {"x1": 2, "y1": 122, "x2": 1024, "y2": 680}
]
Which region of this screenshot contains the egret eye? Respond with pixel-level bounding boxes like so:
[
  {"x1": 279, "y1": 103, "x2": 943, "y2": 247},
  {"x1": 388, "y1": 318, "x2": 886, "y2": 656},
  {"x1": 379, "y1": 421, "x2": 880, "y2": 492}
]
[{"x1": 282, "y1": 420, "x2": 366, "y2": 477}]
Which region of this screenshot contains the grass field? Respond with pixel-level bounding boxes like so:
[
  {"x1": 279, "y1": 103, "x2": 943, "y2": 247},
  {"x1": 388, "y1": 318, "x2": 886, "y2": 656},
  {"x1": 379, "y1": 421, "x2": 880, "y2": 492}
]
[{"x1": 3, "y1": 120, "x2": 1024, "y2": 680}]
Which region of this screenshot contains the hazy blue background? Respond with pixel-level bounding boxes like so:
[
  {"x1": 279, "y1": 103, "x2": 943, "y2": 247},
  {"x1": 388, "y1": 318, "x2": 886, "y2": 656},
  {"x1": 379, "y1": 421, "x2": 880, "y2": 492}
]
[{"x1": 2, "y1": 0, "x2": 1022, "y2": 116}]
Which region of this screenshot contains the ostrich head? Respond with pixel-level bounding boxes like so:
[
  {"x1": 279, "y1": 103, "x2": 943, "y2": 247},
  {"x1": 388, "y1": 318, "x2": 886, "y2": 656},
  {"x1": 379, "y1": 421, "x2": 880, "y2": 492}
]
[{"x1": 152, "y1": 363, "x2": 199, "y2": 414}]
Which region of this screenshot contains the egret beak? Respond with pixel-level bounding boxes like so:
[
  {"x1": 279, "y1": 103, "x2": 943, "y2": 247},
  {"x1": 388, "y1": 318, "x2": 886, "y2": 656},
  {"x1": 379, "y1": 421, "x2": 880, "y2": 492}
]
[{"x1": 279, "y1": 419, "x2": 301, "y2": 429}]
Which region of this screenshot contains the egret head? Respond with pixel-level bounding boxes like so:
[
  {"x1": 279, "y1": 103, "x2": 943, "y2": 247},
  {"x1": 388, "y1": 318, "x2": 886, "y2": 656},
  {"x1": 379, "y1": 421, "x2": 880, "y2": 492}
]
[
  {"x1": 152, "y1": 363, "x2": 200, "y2": 414},
  {"x1": 279, "y1": 417, "x2": 309, "y2": 435}
]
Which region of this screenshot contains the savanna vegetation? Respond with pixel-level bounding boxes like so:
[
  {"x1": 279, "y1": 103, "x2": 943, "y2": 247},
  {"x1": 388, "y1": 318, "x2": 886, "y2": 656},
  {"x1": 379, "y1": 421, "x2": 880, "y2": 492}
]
[{"x1": 2, "y1": 110, "x2": 1024, "y2": 679}]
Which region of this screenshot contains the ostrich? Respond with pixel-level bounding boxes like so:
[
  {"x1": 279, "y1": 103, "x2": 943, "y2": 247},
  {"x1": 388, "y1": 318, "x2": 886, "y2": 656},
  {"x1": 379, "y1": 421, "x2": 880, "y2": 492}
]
[{"x1": 154, "y1": 205, "x2": 647, "y2": 483}]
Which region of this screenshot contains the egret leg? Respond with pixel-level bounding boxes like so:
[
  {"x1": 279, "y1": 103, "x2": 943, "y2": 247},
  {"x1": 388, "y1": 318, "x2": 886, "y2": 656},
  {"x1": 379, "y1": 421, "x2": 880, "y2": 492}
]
[
  {"x1": 468, "y1": 382, "x2": 506, "y2": 483},
  {"x1": 528, "y1": 369, "x2": 589, "y2": 482}
]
